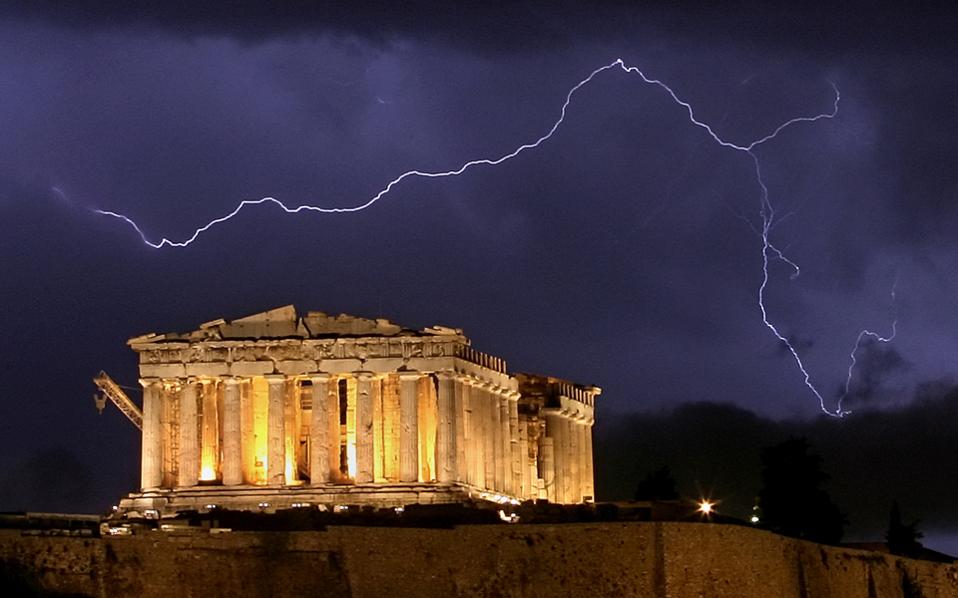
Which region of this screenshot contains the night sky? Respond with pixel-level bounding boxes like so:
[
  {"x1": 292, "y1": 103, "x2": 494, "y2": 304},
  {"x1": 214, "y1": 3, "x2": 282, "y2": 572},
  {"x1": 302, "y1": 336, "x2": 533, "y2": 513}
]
[{"x1": 1, "y1": 3, "x2": 956, "y2": 553}]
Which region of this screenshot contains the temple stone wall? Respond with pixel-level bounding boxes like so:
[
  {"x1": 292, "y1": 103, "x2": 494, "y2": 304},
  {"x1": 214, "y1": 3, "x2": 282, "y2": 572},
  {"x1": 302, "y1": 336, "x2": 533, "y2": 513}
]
[{"x1": 2, "y1": 523, "x2": 956, "y2": 597}]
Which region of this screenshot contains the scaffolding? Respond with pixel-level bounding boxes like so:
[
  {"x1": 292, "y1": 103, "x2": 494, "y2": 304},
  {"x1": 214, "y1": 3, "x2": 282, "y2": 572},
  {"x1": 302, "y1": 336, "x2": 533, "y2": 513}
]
[{"x1": 93, "y1": 370, "x2": 142, "y2": 430}]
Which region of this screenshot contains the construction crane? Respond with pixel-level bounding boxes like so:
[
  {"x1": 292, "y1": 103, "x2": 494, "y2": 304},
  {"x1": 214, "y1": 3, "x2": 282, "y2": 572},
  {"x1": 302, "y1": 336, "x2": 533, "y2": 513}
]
[{"x1": 93, "y1": 370, "x2": 142, "y2": 430}]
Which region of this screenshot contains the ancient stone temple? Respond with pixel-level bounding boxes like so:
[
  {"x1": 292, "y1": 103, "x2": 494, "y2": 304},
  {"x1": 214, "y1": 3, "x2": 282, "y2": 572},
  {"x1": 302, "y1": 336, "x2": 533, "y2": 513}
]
[{"x1": 117, "y1": 306, "x2": 598, "y2": 516}]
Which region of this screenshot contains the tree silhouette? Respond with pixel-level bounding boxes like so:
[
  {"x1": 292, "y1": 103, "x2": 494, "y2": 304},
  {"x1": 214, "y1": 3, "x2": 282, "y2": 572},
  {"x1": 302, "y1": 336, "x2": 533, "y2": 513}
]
[
  {"x1": 634, "y1": 466, "x2": 679, "y2": 501},
  {"x1": 886, "y1": 500, "x2": 924, "y2": 557},
  {"x1": 757, "y1": 437, "x2": 846, "y2": 544}
]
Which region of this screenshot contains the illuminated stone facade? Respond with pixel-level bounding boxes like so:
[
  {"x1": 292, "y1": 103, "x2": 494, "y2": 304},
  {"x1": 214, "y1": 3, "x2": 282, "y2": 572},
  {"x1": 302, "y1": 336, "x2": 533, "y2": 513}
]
[{"x1": 120, "y1": 306, "x2": 598, "y2": 515}]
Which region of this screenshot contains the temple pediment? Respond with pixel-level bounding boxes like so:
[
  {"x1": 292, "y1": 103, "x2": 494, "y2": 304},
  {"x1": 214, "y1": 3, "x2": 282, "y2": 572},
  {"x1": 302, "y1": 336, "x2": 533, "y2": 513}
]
[{"x1": 128, "y1": 305, "x2": 463, "y2": 345}]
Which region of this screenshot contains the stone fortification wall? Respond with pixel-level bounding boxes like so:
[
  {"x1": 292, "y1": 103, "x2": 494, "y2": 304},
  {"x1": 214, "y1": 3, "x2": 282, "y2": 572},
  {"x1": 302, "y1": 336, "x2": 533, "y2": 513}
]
[{"x1": 1, "y1": 522, "x2": 956, "y2": 597}]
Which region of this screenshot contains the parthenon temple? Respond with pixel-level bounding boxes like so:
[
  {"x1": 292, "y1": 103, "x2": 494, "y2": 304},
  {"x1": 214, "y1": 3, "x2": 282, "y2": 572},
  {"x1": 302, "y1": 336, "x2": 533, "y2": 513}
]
[{"x1": 117, "y1": 306, "x2": 599, "y2": 515}]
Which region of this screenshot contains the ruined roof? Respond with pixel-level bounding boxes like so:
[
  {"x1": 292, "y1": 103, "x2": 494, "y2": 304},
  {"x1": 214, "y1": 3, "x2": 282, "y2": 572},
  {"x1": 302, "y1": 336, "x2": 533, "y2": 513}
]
[
  {"x1": 515, "y1": 372, "x2": 601, "y2": 395},
  {"x1": 128, "y1": 305, "x2": 464, "y2": 345},
  {"x1": 515, "y1": 372, "x2": 601, "y2": 408}
]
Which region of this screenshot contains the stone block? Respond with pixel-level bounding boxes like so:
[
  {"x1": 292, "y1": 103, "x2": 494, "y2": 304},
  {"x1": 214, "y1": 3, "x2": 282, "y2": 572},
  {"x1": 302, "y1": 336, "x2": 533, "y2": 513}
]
[
  {"x1": 229, "y1": 361, "x2": 276, "y2": 376},
  {"x1": 275, "y1": 359, "x2": 318, "y2": 375},
  {"x1": 318, "y1": 358, "x2": 363, "y2": 374},
  {"x1": 139, "y1": 363, "x2": 186, "y2": 378},
  {"x1": 406, "y1": 357, "x2": 455, "y2": 372},
  {"x1": 362, "y1": 357, "x2": 406, "y2": 373},
  {"x1": 185, "y1": 362, "x2": 230, "y2": 377}
]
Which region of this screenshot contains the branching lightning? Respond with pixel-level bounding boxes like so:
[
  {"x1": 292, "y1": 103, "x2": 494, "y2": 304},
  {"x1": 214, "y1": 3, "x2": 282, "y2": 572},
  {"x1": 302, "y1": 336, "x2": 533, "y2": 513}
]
[
  {"x1": 835, "y1": 277, "x2": 899, "y2": 415},
  {"x1": 92, "y1": 58, "x2": 894, "y2": 417}
]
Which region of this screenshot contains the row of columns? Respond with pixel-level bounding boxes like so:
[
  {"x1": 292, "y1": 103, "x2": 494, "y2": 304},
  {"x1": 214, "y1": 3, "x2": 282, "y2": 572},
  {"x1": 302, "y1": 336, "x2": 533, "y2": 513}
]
[
  {"x1": 140, "y1": 371, "x2": 594, "y2": 503},
  {"x1": 458, "y1": 377, "x2": 524, "y2": 497},
  {"x1": 540, "y1": 410, "x2": 595, "y2": 504}
]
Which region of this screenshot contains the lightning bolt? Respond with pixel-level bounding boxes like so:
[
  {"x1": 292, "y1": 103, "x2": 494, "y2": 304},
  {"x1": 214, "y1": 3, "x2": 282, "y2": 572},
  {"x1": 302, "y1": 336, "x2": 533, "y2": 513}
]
[
  {"x1": 92, "y1": 58, "x2": 893, "y2": 417},
  {"x1": 51, "y1": 186, "x2": 73, "y2": 204},
  {"x1": 835, "y1": 276, "x2": 899, "y2": 415}
]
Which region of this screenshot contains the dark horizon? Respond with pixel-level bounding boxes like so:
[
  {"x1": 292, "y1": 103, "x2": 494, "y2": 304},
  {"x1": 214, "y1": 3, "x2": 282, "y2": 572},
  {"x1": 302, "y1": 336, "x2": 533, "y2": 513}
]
[{"x1": 5, "y1": 371, "x2": 956, "y2": 553}]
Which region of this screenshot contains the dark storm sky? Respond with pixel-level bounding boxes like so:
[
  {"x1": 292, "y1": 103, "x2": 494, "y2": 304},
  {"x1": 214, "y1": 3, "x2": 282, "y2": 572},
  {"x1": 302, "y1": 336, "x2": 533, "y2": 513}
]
[{"x1": 1, "y1": 3, "x2": 956, "y2": 551}]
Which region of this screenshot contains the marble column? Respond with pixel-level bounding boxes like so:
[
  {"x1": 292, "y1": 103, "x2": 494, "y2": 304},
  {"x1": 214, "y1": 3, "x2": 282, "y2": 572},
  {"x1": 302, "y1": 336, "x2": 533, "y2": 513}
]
[
  {"x1": 530, "y1": 422, "x2": 543, "y2": 499},
  {"x1": 372, "y1": 376, "x2": 384, "y2": 482},
  {"x1": 177, "y1": 379, "x2": 199, "y2": 487},
  {"x1": 508, "y1": 392, "x2": 520, "y2": 497},
  {"x1": 345, "y1": 376, "x2": 357, "y2": 479},
  {"x1": 417, "y1": 376, "x2": 437, "y2": 482},
  {"x1": 540, "y1": 415, "x2": 558, "y2": 502},
  {"x1": 583, "y1": 420, "x2": 595, "y2": 501},
  {"x1": 474, "y1": 381, "x2": 487, "y2": 490},
  {"x1": 435, "y1": 371, "x2": 456, "y2": 484},
  {"x1": 139, "y1": 378, "x2": 163, "y2": 490},
  {"x1": 199, "y1": 380, "x2": 219, "y2": 481},
  {"x1": 547, "y1": 411, "x2": 567, "y2": 502},
  {"x1": 327, "y1": 376, "x2": 343, "y2": 482},
  {"x1": 356, "y1": 372, "x2": 375, "y2": 483},
  {"x1": 222, "y1": 377, "x2": 243, "y2": 486},
  {"x1": 518, "y1": 416, "x2": 531, "y2": 500},
  {"x1": 495, "y1": 391, "x2": 507, "y2": 493},
  {"x1": 309, "y1": 374, "x2": 330, "y2": 484},
  {"x1": 499, "y1": 392, "x2": 509, "y2": 493},
  {"x1": 462, "y1": 379, "x2": 478, "y2": 487},
  {"x1": 284, "y1": 380, "x2": 299, "y2": 484},
  {"x1": 383, "y1": 374, "x2": 401, "y2": 481},
  {"x1": 399, "y1": 371, "x2": 420, "y2": 482},
  {"x1": 555, "y1": 415, "x2": 569, "y2": 503},
  {"x1": 453, "y1": 376, "x2": 467, "y2": 484},
  {"x1": 482, "y1": 384, "x2": 496, "y2": 491},
  {"x1": 160, "y1": 380, "x2": 175, "y2": 487},
  {"x1": 239, "y1": 379, "x2": 255, "y2": 484},
  {"x1": 266, "y1": 375, "x2": 286, "y2": 486},
  {"x1": 567, "y1": 417, "x2": 580, "y2": 503}
]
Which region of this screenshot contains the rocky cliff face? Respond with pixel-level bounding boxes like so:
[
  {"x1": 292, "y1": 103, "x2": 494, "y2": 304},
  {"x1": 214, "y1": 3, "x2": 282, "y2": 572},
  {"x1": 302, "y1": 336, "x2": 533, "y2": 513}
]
[{"x1": 1, "y1": 522, "x2": 956, "y2": 597}]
